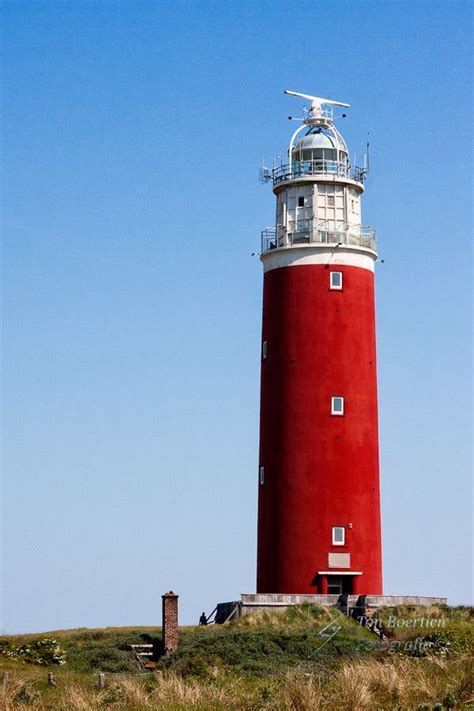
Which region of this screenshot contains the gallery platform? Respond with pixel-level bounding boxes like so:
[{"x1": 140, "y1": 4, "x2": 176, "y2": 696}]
[{"x1": 215, "y1": 593, "x2": 448, "y2": 624}]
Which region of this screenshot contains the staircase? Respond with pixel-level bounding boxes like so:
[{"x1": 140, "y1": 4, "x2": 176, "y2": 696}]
[
  {"x1": 336, "y1": 594, "x2": 390, "y2": 642},
  {"x1": 130, "y1": 644, "x2": 156, "y2": 670}
]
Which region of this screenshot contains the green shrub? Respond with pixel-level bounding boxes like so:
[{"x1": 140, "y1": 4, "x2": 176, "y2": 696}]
[
  {"x1": 75, "y1": 641, "x2": 137, "y2": 673},
  {"x1": 13, "y1": 683, "x2": 41, "y2": 705},
  {"x1": 1, "y1": 637, "x2": 66, "y2": 665},
  {"x1": 61, "y1": 629, "x2": 160, "y2": 673},
  {"x1": 99, "y1": 682, "x2": 129, "y2": 705},
  {"x1": 170, "y1": 653, "x2": 225, "y2": 679},
  {"x1": 442, "y1": 691, "x2": 457, "y2": 708}
]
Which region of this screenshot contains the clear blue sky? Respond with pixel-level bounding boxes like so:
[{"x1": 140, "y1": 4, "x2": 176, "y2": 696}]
[{"x1": 2, "y1": 0, "x2": 472, "y2": 632}]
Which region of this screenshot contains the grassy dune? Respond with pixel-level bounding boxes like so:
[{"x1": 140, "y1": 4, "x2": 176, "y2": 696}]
[{"x1": 1, "y1": 604, "x2": 472, "y2": 710}]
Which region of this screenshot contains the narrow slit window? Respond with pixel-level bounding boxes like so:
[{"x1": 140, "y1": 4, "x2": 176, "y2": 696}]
[
  {"x1": 262, "y1": 341, "x2": 268, "y2": 359},
  {"x1": 330, "y1": 271, "x2": 343, "y2": 290},
  {"x1": 259, "y1": 466, "x2": 265, "y2": 485},
  {"x1": 331, "y1": 396, "x2": 344, "y2": 415},
  {"x1": 298, "y1": 196, "x2": 305, "y2": 207},
  {"x1": 332, "y1": 526, "x2": 345, "y2": 545}
]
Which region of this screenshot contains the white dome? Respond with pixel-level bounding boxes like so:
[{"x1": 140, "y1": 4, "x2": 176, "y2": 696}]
[{"x1": 293, "y1": 126, "x2": 348, "y2": 155}]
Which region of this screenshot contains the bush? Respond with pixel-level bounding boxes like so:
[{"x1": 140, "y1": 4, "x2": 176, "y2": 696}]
[
  {"x1": 171, "y1": 653, "x2": 225, "y2": 679},
  {"x1": 1, "y1": 637, "x2": 66, "y2": 665},
  {"x1": 62, "y1": 630, "x2": 160, "y2": 673},
  {"x1": 79, "y1": 643, "x2": 136, "y2": 673},
  {"x1": 13, "y1": 683, "x2": 41, "y2": 705},
  {"x1": 441, "y1": 691, "x2": 457, "y2": 708}
]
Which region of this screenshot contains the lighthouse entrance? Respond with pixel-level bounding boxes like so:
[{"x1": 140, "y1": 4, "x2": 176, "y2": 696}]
[{"x1": 327, "y1": 576, "x2": 353, "y2": 595}]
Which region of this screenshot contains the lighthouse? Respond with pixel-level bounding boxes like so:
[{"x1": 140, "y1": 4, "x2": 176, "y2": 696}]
[{"x1": 256, "y1": 90, "x2": 383, "y2": 596}]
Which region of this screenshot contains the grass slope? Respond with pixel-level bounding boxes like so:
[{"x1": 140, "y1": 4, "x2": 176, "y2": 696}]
[{"x1": 1, "y1": 604, "x2": 472, "y2": 710}]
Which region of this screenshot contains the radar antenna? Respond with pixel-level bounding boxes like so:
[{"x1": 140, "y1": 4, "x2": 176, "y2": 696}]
[{"x1": 284, "y1": 89, "x2": 350, "y2": 120}]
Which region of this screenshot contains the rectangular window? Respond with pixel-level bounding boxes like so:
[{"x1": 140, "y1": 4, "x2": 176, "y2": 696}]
[
  {"x1": 327, "y1": 195, "x2": 335, "y2": 207},
  {"x1": 332, "y1": 526, "x2": 345, "y2": 545},
  {"x1": 262, "y1": 341, "x2": 268, "y2": 359},
  {"x1": 298, "y1": 196, "x2": 304, "y2": 207},
  {"x1": 331, "y1": 396, "x2": 344, "y2": 415},
  {"x1": 259, "y1": 466, "x2": 265, "y2": 485},
  {"x1": 330, "y1": 271, "x2": 343, "y2": 290}
]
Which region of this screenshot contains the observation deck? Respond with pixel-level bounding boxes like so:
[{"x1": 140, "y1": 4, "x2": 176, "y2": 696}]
[
  {"x1": 261, "y1": 220, "x2": 376, "y2": 254},
  {"x1": 262, "y1": 161, "x2": 367, "y2": 187}
]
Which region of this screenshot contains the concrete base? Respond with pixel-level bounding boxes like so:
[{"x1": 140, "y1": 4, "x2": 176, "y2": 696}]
[{"x1": 215, "y1": 593, "x2": 448, "y2": 624}]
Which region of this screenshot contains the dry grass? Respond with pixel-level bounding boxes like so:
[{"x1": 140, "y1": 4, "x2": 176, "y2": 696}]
[
  {"x1": 233, "y1": 604, "x2": 335, "y2": 630},
  {"x1": 267, "y1": 672, "x2": 324, "y2": 710},
  {"x1": 329, "y1": 664, "x2": 374, "y2": 710},
  {"x1": 1, "y1": 672, "x2": 250, "y2": 710},
  {"x1": 2, "y1": 655, "x2": 472, "y2": 710},
  {"x1": 326, "y1": 655, "x2": 473, "y2": 710},
  {"x1": 58, "y1": 685, "x2": 98, "y2": 710}
]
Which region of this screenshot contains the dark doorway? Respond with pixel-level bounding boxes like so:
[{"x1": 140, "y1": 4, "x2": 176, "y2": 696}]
[{"x1": 327, "y1": 576, "x2": 353, "y2": 594}]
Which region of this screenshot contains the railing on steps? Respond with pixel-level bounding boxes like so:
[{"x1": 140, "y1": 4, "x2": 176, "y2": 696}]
[
  {"x1": 348, "y1": 595, "x2": 391, "y2": 641},
  {"x1": 201, "y1": 606, "x2": 217, "y2": 625}
]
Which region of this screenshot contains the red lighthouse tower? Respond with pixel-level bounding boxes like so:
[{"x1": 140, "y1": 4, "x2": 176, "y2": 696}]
[{"x1": 257, "y1": 90, "x2": 382, "y2": 597}]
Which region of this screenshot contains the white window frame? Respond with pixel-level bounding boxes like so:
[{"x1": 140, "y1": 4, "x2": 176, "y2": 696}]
[
  {"x1": 259, "y1": 466, "x2": 265, "y2": 485},
  {"x1": 262, "y1": 340, "x2": 268, "y2": 359},
  {"x1": 330, "y1": 271, "x2": 343, "y2": 290},
  {"x1": 331, "y1": 396, "x2": 344, "y2": 415},
  {"x1": 332, "y1": 526, "x2": 345, "y2": 546}
]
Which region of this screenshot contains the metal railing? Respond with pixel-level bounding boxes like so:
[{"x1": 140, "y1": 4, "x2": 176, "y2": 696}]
[
  {"x1": 261, "y1": 221, "x2": 376, "y2": 253},
  {"x1": 272, "y1": 161, "x2": 367, "y2": 185}
]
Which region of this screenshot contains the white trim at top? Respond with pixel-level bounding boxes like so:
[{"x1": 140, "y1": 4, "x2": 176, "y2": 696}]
[{"x1": 261, "y1": 244, "x2": 376, "y2": 274}]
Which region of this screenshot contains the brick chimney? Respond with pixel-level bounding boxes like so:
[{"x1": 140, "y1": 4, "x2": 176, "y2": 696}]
[{"x1": 162, "y1": 591, "x2": 179, "y2": 654}]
